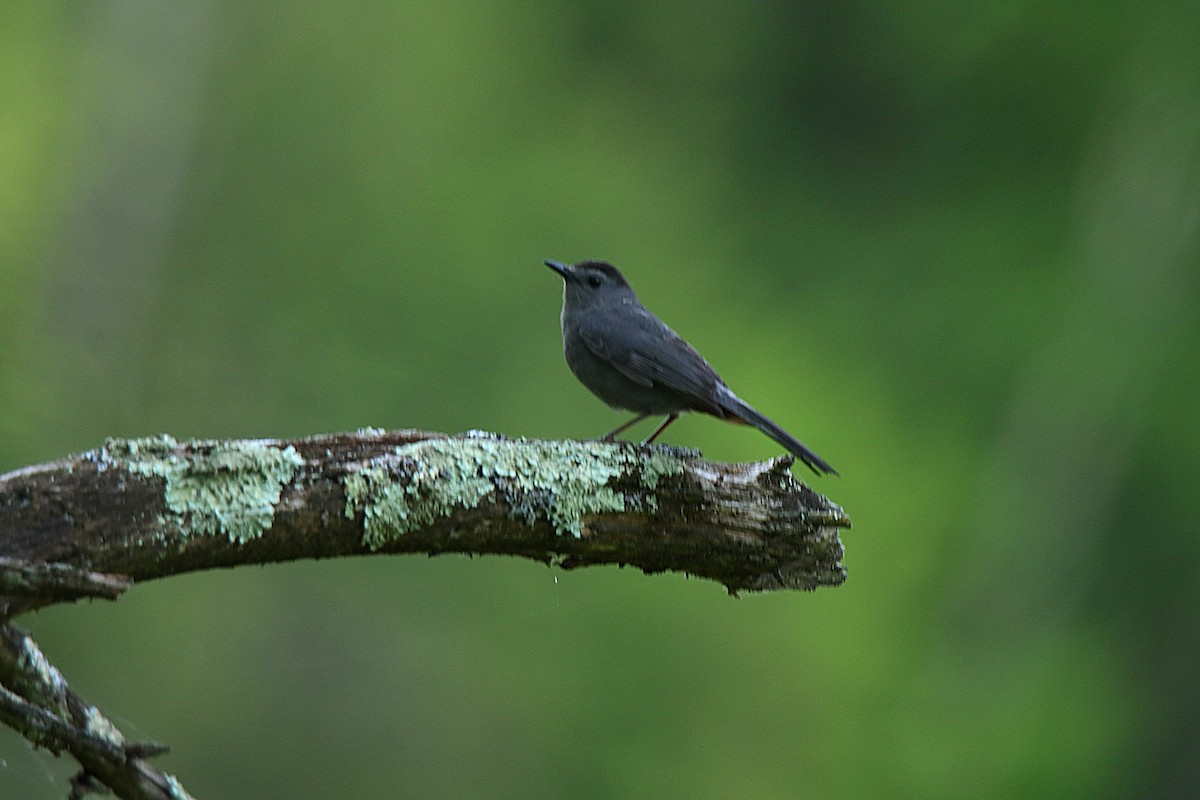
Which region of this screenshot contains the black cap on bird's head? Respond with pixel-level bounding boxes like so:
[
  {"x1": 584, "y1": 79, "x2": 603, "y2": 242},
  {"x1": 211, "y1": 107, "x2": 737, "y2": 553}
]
[
  {"x1": 545, "y1": 259, "x2": 633, "y2": 307},
  {"x1": 545, "y1": 259, "x2": 628, "y2": 286}
]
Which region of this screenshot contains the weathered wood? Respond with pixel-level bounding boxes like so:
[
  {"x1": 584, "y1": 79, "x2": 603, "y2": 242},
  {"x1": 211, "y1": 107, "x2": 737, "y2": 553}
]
[
  {"x1": 0, "y1": 429, "x2": 848, "y2": 615},
  {"x1": 0, "y1": 428, "x2": 849, "y2": 800}
]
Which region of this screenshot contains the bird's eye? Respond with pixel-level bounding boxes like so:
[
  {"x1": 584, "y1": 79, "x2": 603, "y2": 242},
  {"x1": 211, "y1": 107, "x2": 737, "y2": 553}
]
[{"x1": 587, "y1": 274, "x2": 602, "y2": 288}]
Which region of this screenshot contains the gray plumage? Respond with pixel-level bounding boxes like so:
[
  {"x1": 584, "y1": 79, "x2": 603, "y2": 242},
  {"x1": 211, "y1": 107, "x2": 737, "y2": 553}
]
[{"x1": 545, "y1": 259, "x2": 837, "y2": 476}]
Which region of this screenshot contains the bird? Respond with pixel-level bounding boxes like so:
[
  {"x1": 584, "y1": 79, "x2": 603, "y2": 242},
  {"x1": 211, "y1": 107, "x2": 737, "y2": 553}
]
[{"x1": 545, "y1": 259, "x2": 837, "y2": 475}]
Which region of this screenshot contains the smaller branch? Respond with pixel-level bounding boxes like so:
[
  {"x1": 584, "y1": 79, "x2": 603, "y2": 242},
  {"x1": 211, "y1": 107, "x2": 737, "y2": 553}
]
[
  {"x1": 0, "y1": 557, "x2": 130, "y2": 604},
  {"x1": 0, "y1": 683, "x2": 123, "y2": 761},
  {"x1": 0, "y1": 623, "x2": 193, "y2": 800}
]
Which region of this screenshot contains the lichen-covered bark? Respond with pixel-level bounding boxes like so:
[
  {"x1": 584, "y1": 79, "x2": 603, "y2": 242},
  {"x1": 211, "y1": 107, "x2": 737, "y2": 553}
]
[
  {"x1": 0, "y1": 429, "x2": 849, "y2": 616},
  {"x1": 0, "y1": 428, "x2": 849, "y2": 800}
]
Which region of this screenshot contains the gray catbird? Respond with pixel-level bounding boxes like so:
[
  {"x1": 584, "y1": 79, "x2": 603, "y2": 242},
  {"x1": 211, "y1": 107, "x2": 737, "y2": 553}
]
[{"x1": 546, "y1": 259, "x2": 837, "y2": 475}]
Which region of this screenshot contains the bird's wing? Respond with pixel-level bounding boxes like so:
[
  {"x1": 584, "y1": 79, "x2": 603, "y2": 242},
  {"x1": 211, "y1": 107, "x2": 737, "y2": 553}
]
[
  {"x1": 579, "y1": 309, "x2": 723, "y2": 411},
  {"x1": 579, "y1": 326, "x2": 653, "y2": 387}
]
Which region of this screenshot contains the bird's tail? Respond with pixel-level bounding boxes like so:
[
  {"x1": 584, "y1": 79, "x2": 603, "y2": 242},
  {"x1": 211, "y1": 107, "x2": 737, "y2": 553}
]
[{"x1": 716, "y1": 387, "x2": 838, "y2": 476}]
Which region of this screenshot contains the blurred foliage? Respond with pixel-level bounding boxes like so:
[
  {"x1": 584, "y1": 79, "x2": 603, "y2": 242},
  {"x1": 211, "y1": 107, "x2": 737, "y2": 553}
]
[{"x1": 3, "y1": 1, "x2": 1198, "y2": 798}]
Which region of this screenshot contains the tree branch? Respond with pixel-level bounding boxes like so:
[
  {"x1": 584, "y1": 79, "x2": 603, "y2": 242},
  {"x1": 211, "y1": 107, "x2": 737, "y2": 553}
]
[
  {"x1": 0, "y1": 429, "x2": 849, "y2": 798},
  {"x1": 1, "y1": 429, "x2": 848, "y2": 612},
  {"x1": 0, "y1": 624, "x2": 185, "y2": 800}
]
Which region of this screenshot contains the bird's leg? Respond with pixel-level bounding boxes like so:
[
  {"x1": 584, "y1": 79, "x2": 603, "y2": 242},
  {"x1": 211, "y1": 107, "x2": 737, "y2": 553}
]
[
  {"x1": 602, "y1": 413, "x2": 650, "y2": 441},
  {"x1": 643, "y1": 413, "x2": 680, "y2": 444}
]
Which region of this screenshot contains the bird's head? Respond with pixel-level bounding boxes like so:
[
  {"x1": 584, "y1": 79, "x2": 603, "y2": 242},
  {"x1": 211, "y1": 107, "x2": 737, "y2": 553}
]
[{"x1": 544, "y1": 259, "x2": 635, "y2": 309}]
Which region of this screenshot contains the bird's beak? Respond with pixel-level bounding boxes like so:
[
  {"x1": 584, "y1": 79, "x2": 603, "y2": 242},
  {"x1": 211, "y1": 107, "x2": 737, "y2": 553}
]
[{"x1": 544, "y1": 259, "x2": 571, "y2": 279}]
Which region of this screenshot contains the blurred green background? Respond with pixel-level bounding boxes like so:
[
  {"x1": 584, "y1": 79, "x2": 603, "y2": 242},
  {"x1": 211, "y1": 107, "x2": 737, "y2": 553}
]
[{"x1": 3, "y1": 2, "x2": 1199, "y2": 798}]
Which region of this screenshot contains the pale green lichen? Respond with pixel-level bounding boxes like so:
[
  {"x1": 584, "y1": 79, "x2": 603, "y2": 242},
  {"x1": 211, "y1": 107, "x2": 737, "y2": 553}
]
[
  {"x1": 344, "y1": 437, "x2": 685, "y2": 549},
  {"x1": 163, "y1": 775, "x2": 194, "y2": 800},
  {"x1": 355, "y1": 426, "x2": 386, "y2": 437},
  {"x1": 103, "y1": 435, "x2": 304, "y2": 544},
  {"x1": 16, "y1": 634, "x2": 70, "y2": 719},
  {"x1": 83, "y1": 705, "x2": 125, "y2": 747}
]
